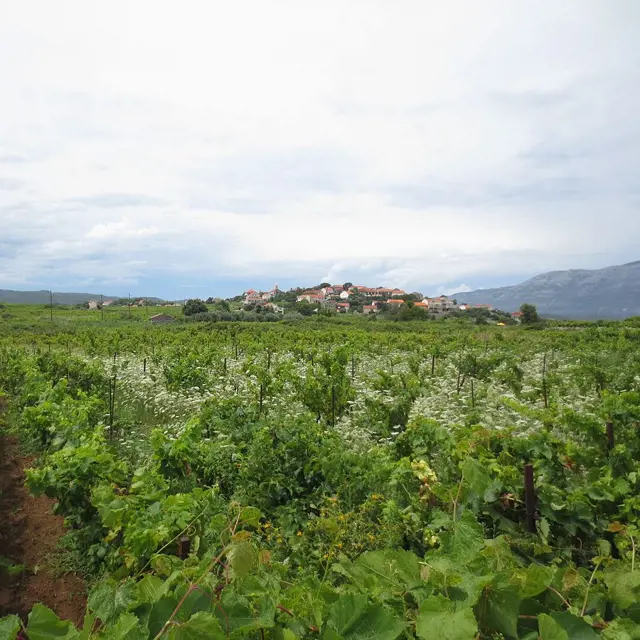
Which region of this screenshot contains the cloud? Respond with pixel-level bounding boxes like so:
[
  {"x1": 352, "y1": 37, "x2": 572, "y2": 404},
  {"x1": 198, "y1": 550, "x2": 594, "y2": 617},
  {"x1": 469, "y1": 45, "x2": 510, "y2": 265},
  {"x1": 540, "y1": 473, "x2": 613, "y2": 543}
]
[
  {"x1": 86, "y1": 218, "x2": 160, "y2": 240},
  {"x1": 0, "y1": 1, "x2": 639, "y2": 297},
  {"x1": 438, "y1": 284, "x2": 474, "y2": 297}
]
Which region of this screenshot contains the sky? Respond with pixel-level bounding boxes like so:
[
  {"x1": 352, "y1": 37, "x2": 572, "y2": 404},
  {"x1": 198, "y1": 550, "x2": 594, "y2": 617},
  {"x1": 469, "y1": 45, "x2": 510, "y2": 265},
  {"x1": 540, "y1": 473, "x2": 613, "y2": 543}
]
[{"x1": 1, "y1": 1, "x2": 639, "y2": 300}]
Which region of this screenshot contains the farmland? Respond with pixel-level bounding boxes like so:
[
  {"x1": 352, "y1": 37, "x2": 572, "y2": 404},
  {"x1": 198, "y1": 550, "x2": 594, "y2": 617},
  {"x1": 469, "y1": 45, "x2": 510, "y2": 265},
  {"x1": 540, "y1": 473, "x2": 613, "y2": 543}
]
[{"x1": 1, "y1": 309, "x2": 640, "y2": 639}]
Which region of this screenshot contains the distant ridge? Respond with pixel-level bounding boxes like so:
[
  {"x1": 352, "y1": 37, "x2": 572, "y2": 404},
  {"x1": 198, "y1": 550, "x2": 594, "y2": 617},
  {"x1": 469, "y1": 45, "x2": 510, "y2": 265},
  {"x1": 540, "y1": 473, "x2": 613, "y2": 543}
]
[
  {"x1": 0, "y1": 290, "x2": 162, "y2": 305},
  {"x1": 453, "y1": 260, "x2": 640, "y2": 319}
]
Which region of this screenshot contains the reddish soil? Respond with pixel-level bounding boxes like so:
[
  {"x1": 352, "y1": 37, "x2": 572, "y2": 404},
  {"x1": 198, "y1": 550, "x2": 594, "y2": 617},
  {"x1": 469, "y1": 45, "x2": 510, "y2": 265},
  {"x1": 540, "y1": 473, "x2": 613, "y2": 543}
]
[{"x1": 0, "y1": 436, "x2": 86, "y2": 628}]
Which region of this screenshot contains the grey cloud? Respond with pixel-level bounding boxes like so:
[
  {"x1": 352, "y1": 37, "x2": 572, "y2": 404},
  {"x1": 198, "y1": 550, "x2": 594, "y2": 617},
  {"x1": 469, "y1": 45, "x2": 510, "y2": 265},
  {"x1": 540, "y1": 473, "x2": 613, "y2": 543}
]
[
  {"x1": 71, "y1": 194, "x2": 164, "y2": 208},
  {"x1": 0, "y1": 178, "x2": 23, "y2": 190},
  {"x1": 186, "y1": 147, "x2": 360, "y2": 213},
  {"x1": 0, "y1": 155, "x2": 29, "y2": 163},
  {"x1": 489, "y1": 89, "x2": 571, "y2": 111}
]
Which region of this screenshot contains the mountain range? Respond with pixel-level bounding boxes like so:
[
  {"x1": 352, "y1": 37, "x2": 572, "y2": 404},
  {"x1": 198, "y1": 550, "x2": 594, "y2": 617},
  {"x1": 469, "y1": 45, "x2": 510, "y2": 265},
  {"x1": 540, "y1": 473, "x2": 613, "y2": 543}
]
[
  {"x1": 0, "y1": 289, "x2": 121, "y2": 305},
  {"x1": 454, "y1": 260, "x2": 640, "y2": 319}
]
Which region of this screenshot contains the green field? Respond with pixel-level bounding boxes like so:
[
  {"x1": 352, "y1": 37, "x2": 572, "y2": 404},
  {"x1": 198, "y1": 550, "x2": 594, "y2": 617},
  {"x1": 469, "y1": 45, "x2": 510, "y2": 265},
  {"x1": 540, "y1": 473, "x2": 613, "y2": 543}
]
[{"x1": 1, "y1": 308, "x2": 640, "y2": 638}]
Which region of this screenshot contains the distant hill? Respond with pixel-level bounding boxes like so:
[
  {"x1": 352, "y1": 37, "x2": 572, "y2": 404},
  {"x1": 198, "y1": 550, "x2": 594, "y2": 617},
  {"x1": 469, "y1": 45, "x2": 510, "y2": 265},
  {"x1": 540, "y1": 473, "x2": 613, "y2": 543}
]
[
  {"x1": 453, "y1": 260, "x2": 640, "y2": 319},
  {"x1": 0, "y1": 290, "x2": 163, "y2": 305}
]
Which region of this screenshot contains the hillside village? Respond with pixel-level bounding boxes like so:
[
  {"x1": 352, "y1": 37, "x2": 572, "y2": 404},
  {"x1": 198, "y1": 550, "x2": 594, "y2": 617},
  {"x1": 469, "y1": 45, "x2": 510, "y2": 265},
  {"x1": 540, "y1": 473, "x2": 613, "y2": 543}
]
[
  {"x1": 75, "y1": 283, "x2": 525, "y2": 324},
  {"x1": 240, "y1": 283, "x2": 524, "y2": 322}
]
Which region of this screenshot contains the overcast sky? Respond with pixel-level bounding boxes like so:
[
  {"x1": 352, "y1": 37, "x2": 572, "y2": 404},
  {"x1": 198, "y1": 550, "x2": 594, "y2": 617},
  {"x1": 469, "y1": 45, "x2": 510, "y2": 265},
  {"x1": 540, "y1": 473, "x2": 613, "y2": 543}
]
[{"x1": 1, "y1": 1, "x2": 639, "y2": 299}]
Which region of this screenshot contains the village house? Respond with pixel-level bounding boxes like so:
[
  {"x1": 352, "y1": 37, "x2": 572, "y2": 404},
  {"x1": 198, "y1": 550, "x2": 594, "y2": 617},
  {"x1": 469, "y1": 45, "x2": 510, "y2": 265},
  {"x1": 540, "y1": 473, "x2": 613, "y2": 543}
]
[
  {"x1": 339, "y1": 290, "x2": 350, "y2": 300},
  {"x1": 244, "y1": 290, "x2": 266, "y2": 306},
  {"x1": 244, "y1": 285, "x2": 280, "y2": 306},
  {"x1": 475, "y1": 303, "x2": 495, "y2": 311},
  {"x1": 362, "y1": 304, "x2": 379, "y2": 314},
  {"x1": 386, "y1": 299, "x2": 406, "y2": 307},
  {"x1": 296, "y1": 291, "x2": 325, "y2": 304},
  {"x1": 511, "y1": 311, "x2": 523, "y2": 321},
  {"x1": 425, "y1": 296, "x2": 455, "y2": 313},
  {"x1": 336, "y1": 302, "x2": 350, "y2": 313},
  {"x1": 414, "y1": 301, "x2": 429, "y2": 309},
  {"x1": 88, "y1": 300, "x2": 99, "y2": 310}
]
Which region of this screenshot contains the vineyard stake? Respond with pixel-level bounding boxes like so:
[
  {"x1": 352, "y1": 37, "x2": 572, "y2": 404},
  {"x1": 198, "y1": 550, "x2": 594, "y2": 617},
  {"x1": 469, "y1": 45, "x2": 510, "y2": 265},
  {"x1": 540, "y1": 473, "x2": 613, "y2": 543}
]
[
  {"x1": 524, "y1": 464, "x2": 537, "y2": 533},
  {"x1": 108, "y1": 375, "x2": 117, "y2": 440},
  {"x1": 606, "y1": 422, "x2": 615, "y2": 451},
  {"x1": 542, "y1": 353, "x2": 548, "y2": 409},
  {"x1": 178, "y1": 536, "x2": 191, "y2": 559},
  {"x1": 331, "y1": 386, "x2": 336, "y2": 426},
  {"x1": 143, "y1": 358, "x2": 147, "y2": 373}
]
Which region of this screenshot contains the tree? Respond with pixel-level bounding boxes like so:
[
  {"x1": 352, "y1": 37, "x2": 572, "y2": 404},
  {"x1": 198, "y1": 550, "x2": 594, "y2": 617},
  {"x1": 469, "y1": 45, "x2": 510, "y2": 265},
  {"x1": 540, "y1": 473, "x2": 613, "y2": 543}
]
[
  {"x1": 343, "y1": 282, "x2": 353, "y2": 290},
  {"x1": 520, "y1": 303, "x2": 540, "y2": 324},
  {"x1": 183, "y1": 298, "x2": 208, "y2": 316}
]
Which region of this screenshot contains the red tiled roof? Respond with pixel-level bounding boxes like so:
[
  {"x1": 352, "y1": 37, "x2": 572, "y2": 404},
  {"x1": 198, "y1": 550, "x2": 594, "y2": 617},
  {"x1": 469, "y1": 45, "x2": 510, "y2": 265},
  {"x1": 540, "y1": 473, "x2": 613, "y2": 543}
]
[{"x1": 386, "y1": 299, "x2": 405, "y2": 304}]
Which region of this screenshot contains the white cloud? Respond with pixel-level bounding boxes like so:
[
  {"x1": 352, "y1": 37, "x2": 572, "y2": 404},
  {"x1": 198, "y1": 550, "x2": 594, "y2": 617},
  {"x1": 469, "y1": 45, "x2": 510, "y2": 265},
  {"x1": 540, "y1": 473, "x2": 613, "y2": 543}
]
[
  {"x1": 86, "y1": 219, "x2": 160, "y2": 240},
  {"x1": 0, "y1": 0, "x2": 639, "y2": 295},
  {"x1": 438, "y1": 284, "x2": 474, "y2": 297}
]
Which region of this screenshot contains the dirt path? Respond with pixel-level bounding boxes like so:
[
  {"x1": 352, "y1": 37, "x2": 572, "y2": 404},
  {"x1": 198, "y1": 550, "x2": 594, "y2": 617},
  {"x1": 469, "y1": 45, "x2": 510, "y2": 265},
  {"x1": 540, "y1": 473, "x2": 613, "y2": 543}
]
[{"x1": 0, "y1": 436, "x2": 86, "y2": 628}]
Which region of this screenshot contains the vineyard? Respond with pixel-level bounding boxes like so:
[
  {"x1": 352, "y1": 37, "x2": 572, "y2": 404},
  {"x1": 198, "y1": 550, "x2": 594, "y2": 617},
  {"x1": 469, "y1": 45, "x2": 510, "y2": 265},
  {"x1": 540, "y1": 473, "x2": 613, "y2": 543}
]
[{"x1": 1, "y1": 316, "x2": 640, "y2": 639}]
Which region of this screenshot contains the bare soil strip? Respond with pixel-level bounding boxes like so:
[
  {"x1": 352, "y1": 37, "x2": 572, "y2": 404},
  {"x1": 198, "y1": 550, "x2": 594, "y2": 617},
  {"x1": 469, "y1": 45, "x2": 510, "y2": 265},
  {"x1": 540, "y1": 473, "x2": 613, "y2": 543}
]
[{"x1": 0, "y1": 436, "x2": 86, "y2": 627}]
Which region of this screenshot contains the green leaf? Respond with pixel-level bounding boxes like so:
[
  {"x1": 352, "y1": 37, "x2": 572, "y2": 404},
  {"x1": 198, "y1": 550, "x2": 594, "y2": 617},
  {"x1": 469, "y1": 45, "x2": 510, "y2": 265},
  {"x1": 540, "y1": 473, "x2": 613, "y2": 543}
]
[
  {"x1": 215, "y1": 590, "x2": 274, "y2": 636},
  {"x1": 512, "y1": 564, "x2": 556, "y2": 598},
  {"x1": 88, "y1": 579, "x2": 136, "y2": 625},
  {"x1": 538, "y1": 614, "x2": 569, "y2": 640},
  {"x1": 416, "y1": 597, "x2": 477, "y2": 640},
  {"x1": 602, "y1": 618, "x2": 640, "y2": 640},
  {"x1": 324, "y1": 593, "x2": 405, "y2": 640},
  {"x1": 26, "y1": 604, "x2": 79, "y2": 639},
  {"x1": 477, "y1": 584, "x2": 521, "y2": 638},
  {"x1": 228, "y1": 540, "x2": 256, "y2": 579},
  {"x1": 99, "y1": 613, "x2": 146, "y2": 640},
  {"x1": 239, "y1": 506, "x2": 262, "y2": 528},
  {"x1": 604, "y1": 566, "x2": 640, "y2": 609},
  {"x1": 549, "y1": 613, "x2": 598, "y2": 640},
  {"x1": 166, "y1": 612, "x2": 225, "y2": 639},
  {"x1": 462, "y1": 458, "x2": 498, "y2": 502},
  {"x1": 147, "y1": 596, "x2": 180, "y2": 638},
  {"x1": 135, "y1": 574, "x2": 168, "y2": 604},
  {"x1": 441, "y1": 511, "x2": 485, "y2": 565},
  {"x1": 0, "y1": 615, "x2": 22, "y2": 640},
  {"x1": 335, "y1": 550, "x2": 422, "y2": 597}
]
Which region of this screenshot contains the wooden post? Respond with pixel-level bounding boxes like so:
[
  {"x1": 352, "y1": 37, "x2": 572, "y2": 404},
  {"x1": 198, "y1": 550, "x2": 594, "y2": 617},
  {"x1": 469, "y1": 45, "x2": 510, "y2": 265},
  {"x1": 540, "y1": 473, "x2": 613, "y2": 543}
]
[
  {"x1": 108, "y1": 375, "x2": 117, "y2": 440},
  {"x1": 143, "y1": 358, "x2": 147, "y2": 373},
  {"x1": 267, "y1": 351, "x2": 271, "y2": 371},
  {"x1": 259, "y1": 383, "x2": 264, "y2": 414},
  {"x1": 177, "y1": 536, "x2": 191, "y2": 559},
  {"x1": 542, "y1": 353, "x2": 548, "y2": 409},
  {"x1": 606, "y1": 422, "x2": 615, "y2": 451},
  {"x1": 331, "y1": 386, "x2": 336, "y2": 426},
  {"x1": 50, "y1": 290, "x2": 53, "y2": 322},
  {"x1": 524, "y1": 464, "x2": 536, "y2": 534},
  {"x1": 223, "y1": 357, "x2": 227, "y2": 375},
  {"x1": 351, "y1": 355, "x2": 356, "y2": 380}
]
